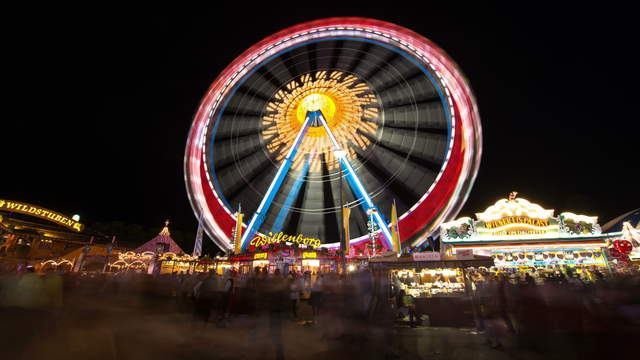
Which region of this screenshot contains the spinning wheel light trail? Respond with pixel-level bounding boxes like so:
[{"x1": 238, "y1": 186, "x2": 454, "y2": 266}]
[{"x1": 185, "y1": 18, "x2": 482, "y2": 252}]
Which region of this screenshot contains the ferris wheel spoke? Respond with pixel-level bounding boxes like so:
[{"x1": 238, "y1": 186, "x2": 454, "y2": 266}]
[
  {"x1": 236, "y1": 84, "x2": 279, "y2": 104},
  {"x1": 305, "y1": 42, "x2": 317, "y2": 76},
  {"x1": 214, "y1": 137, "x2": 277, "y2": 173},
  {"x1": 328, "y1": 40, "x2": 345, "y2": 71},
  {"x1": 356, "y1": 129, "x2": 441, "y2": 173},
  {"x1": 362, "y1": 51, "x2": 400, "y2": 82},
  {"x1": 279, "y1": 51, "x2": 303, "y2": 87},
  {"x1": 346, "y1": 42, "x2": 373, "y2": 74},
  {"x1": 215, "y1": 122, "x2": 274, "y2": 142},
  {"x1": 382, "y1": 94, "x2": 441, "y2": 109},
  {"x1": 375, "y1": 69, "x2": 423, "y2": 94},
  {"x1": 321, "y1": 153, "x2": 341, "y2": 238},
  {"x1": 221, "y1": 106, "x2": 267, "y2": 118},
  {"x1": 349, "y1": 144, "x2": 419, "y2": 207},
  {"x1": 363, "y1": 117, "x2": 447, "y2": 135},
  {"x1": 255, "y1": 66, "x2": 287, "y2": 93},
  {"x1": 224, "y1": 154, "x2": 279, "y2": 204}
]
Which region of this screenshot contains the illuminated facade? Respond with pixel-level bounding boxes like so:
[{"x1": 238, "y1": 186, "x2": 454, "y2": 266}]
[
  {"x1": 0, "y1": 200, "x2": 89, "y2": 267},
  {"x1": 231, "y1": 247, "x2": 340, "y2": 275},
  {"x1": 441, "y1": 194, "x2": 619, "y2": 271}
]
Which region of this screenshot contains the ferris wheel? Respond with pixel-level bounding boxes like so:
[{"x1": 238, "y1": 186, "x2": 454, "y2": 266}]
[{"x1": 185, "y1": 17, "x2": 482, "y2": 252}]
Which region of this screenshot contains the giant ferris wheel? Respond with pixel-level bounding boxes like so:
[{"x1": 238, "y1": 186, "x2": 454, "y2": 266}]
[{"x1": 185, "y1": 17, "x2": 482, "y2": 253}]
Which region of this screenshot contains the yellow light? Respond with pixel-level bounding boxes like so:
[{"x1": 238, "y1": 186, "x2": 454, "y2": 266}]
[
  {"x1": 302, "y1": 251, "x2": 317, "y2": 259},
  {"x1": 296, "y1": 93, "x2": 338, "y2": 137},
  {"x1": 262, "y1": 71, "x2": 378, "y2": 171},
  {"x1": 480, "y1": 222, "x2": 558, "y2": 233},
  {"x1": 476, "y1": 197, "x2": 554, "y2": 222},
  {"x1": 298, "y1": 93, "x2": 336, "y2": 117},
  {"x1": 302, "y1": 259, "x2": 320, "y2": 267}
]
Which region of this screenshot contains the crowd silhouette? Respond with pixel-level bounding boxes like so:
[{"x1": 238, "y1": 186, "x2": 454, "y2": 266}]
[{"x1": 1, "y1": 265, "x2": 639, "y2": 359}]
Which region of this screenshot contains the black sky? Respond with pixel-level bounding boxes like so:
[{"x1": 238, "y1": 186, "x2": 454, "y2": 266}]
[{"x1": 4, "y1": 3, "x2": 639, "y2": 250}]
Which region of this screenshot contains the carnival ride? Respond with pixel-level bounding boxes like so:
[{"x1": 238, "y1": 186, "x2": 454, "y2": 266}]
[{"x1": 185, "y1": 18, "x2": 482, "y2": 253}]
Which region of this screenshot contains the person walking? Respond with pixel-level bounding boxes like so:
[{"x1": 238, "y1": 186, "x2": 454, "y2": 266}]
[
  {"x1": 298, "y1": 271, "x2": 314, "y2": 325},
  {"x1": 310, "y1": 273, "x2": 325, "y2": 321},
  {"x1": 192, "y1": 273, "x2": 217, "y2": 328},
  {"x1": 288, "y1": 273, "x2": 302, "y2": 320}
]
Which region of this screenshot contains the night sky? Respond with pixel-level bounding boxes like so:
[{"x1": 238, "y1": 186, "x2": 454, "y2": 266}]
[{"x1": 4, "y1": 4, "x2": 639, "y2": 251}]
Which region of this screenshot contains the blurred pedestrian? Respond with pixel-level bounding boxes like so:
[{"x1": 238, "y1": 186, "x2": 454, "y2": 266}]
[{"x1": 310, "y1": 273, "x2": 324, "y2": 320}]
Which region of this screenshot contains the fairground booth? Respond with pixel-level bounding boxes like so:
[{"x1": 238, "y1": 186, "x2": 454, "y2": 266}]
[
  {"x1": 370, "y1": 252, "x2": 493, "y2": 327},
  {"x1": 0, "y1": 199, "x2": 90, "y2": 272},
  {"x1": 229, "y1": 231, "x2": 340, "y2": 274},
  {"x1": 440, "y1": 193, "x2": 620, "y2": 276},
  {"x1": 107, "y1": 222, "x2": 232, "y2": 275}
]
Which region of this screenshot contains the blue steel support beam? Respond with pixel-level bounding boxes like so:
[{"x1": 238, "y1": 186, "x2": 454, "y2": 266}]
[
  {"x1": 339, "y1": 159, "x2": 394, "y2": 249},
  {"x1": 271, "y1": 154, "x2": 312, "y2": 234},
  {"x1": 239, "y1": 112, "x2": 316, "y2": 251}
]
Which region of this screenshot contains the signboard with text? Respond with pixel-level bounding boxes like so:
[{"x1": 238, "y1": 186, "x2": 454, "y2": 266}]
[
  {"x1": 0, "y1": 199, "x2": 84, "y2": 232},
  {"x1": 413, "y1": 252, "x2": 441, "y2": 261}
]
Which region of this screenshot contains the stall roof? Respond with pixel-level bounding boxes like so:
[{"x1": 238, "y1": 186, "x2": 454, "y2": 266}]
[{"x1": 369, "y1": 256, "x2": 494, "y2": 269}]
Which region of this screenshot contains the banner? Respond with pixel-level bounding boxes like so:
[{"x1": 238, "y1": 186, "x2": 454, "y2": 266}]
[
  {"x1": 342, "y1": 206, "x2": 351, "y2": 255},
  {"x1": 391, "y1": 200, "x2": 401, "y2": 253},
  {"x1": 233, "y1": 211, "x2": 244, "y2": 255}
]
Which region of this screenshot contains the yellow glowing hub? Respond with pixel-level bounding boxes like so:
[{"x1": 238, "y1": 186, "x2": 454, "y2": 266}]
[
  {"x1": 296, "y1": 93, "x2": 337, "y2": 137},
  {"x1": 262, "y1": 70, "x2": 378, "y2": 171}
]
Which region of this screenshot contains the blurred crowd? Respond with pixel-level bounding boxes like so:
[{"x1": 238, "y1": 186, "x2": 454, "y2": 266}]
[
  {"x1": 1, "y1": 265, "x2": 639, "y2": 359},
  {"x1": 467, "y1": 268, "x2": 640, "y2": 355}
]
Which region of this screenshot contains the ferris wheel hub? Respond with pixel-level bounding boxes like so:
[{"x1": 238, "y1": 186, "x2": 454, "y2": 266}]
[{"x1": 298, "y1": 93, "x2": 335, "y2": 118}]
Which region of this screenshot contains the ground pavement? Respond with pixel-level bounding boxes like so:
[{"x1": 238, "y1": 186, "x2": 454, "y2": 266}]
[{"x1": 0, "y1": 295, "x2": 623, "y2": 360}]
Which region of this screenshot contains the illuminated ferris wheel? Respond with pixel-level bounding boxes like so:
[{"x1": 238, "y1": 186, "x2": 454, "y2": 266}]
[{"x1": 185, "y1": 17, "x2": 482, "y2": 252}]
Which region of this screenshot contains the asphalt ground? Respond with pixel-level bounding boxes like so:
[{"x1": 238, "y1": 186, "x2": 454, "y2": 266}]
[{"x1": 1, "y1": 295, "x2": 637, "y2": 360}]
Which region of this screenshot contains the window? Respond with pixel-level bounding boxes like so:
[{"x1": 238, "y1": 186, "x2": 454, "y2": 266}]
[{"x1": 39, "y1": 239, "x2": 54, "y2": 249}]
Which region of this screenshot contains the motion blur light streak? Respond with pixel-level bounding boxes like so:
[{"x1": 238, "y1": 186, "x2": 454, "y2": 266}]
[{"x1": 185, "y1": 17, "x2": 482, "y2": 251}]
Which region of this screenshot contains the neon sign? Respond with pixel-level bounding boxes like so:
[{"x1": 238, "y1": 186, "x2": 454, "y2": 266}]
[
  {"x1": 481, "y1": 216, "x2": 556, "y2": 235},
  {"x1": 250, "y1": 231, "x2": 321, "y2": 248},
  {"x1": 484, "y1": 216, "x2": 549, "y2": 229},
  {"x1": 0, "y1": 199, "x2": 84, "y2": 232}
]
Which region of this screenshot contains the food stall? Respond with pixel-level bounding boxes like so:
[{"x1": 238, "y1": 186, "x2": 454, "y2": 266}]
[
  {"x1": 370, "y1": 252, "x2": 493, "y2": 327},
  {"x1": 441, "y1": 193, "x2": 619, "y2": 279},
  {"x1": 230, "y1": 246, "x2": 340, "y2": 275}
]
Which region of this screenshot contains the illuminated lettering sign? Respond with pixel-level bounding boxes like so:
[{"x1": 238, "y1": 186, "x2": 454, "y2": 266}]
[
  {"x1": 0, "y1": 199, "x2": 84, "y2": 232},
  {"x1": 479, "y1": 216, "x2": 557, "y2": 236},
  {"x1": 253, "y1": 253, "x2": 267, "y2": 260},
  {"x1": 302, "y1": 252, "x2": 317, "y2": 259},
  {"x1": 478, "y1": 216, "x2": 559, "y2": 235},
  {"x1": 484, "y1": 216, "x2": 549, "y2": 229},
  {"x1": 249, "y1": 231, "x2": 322, "y2": 248}
]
